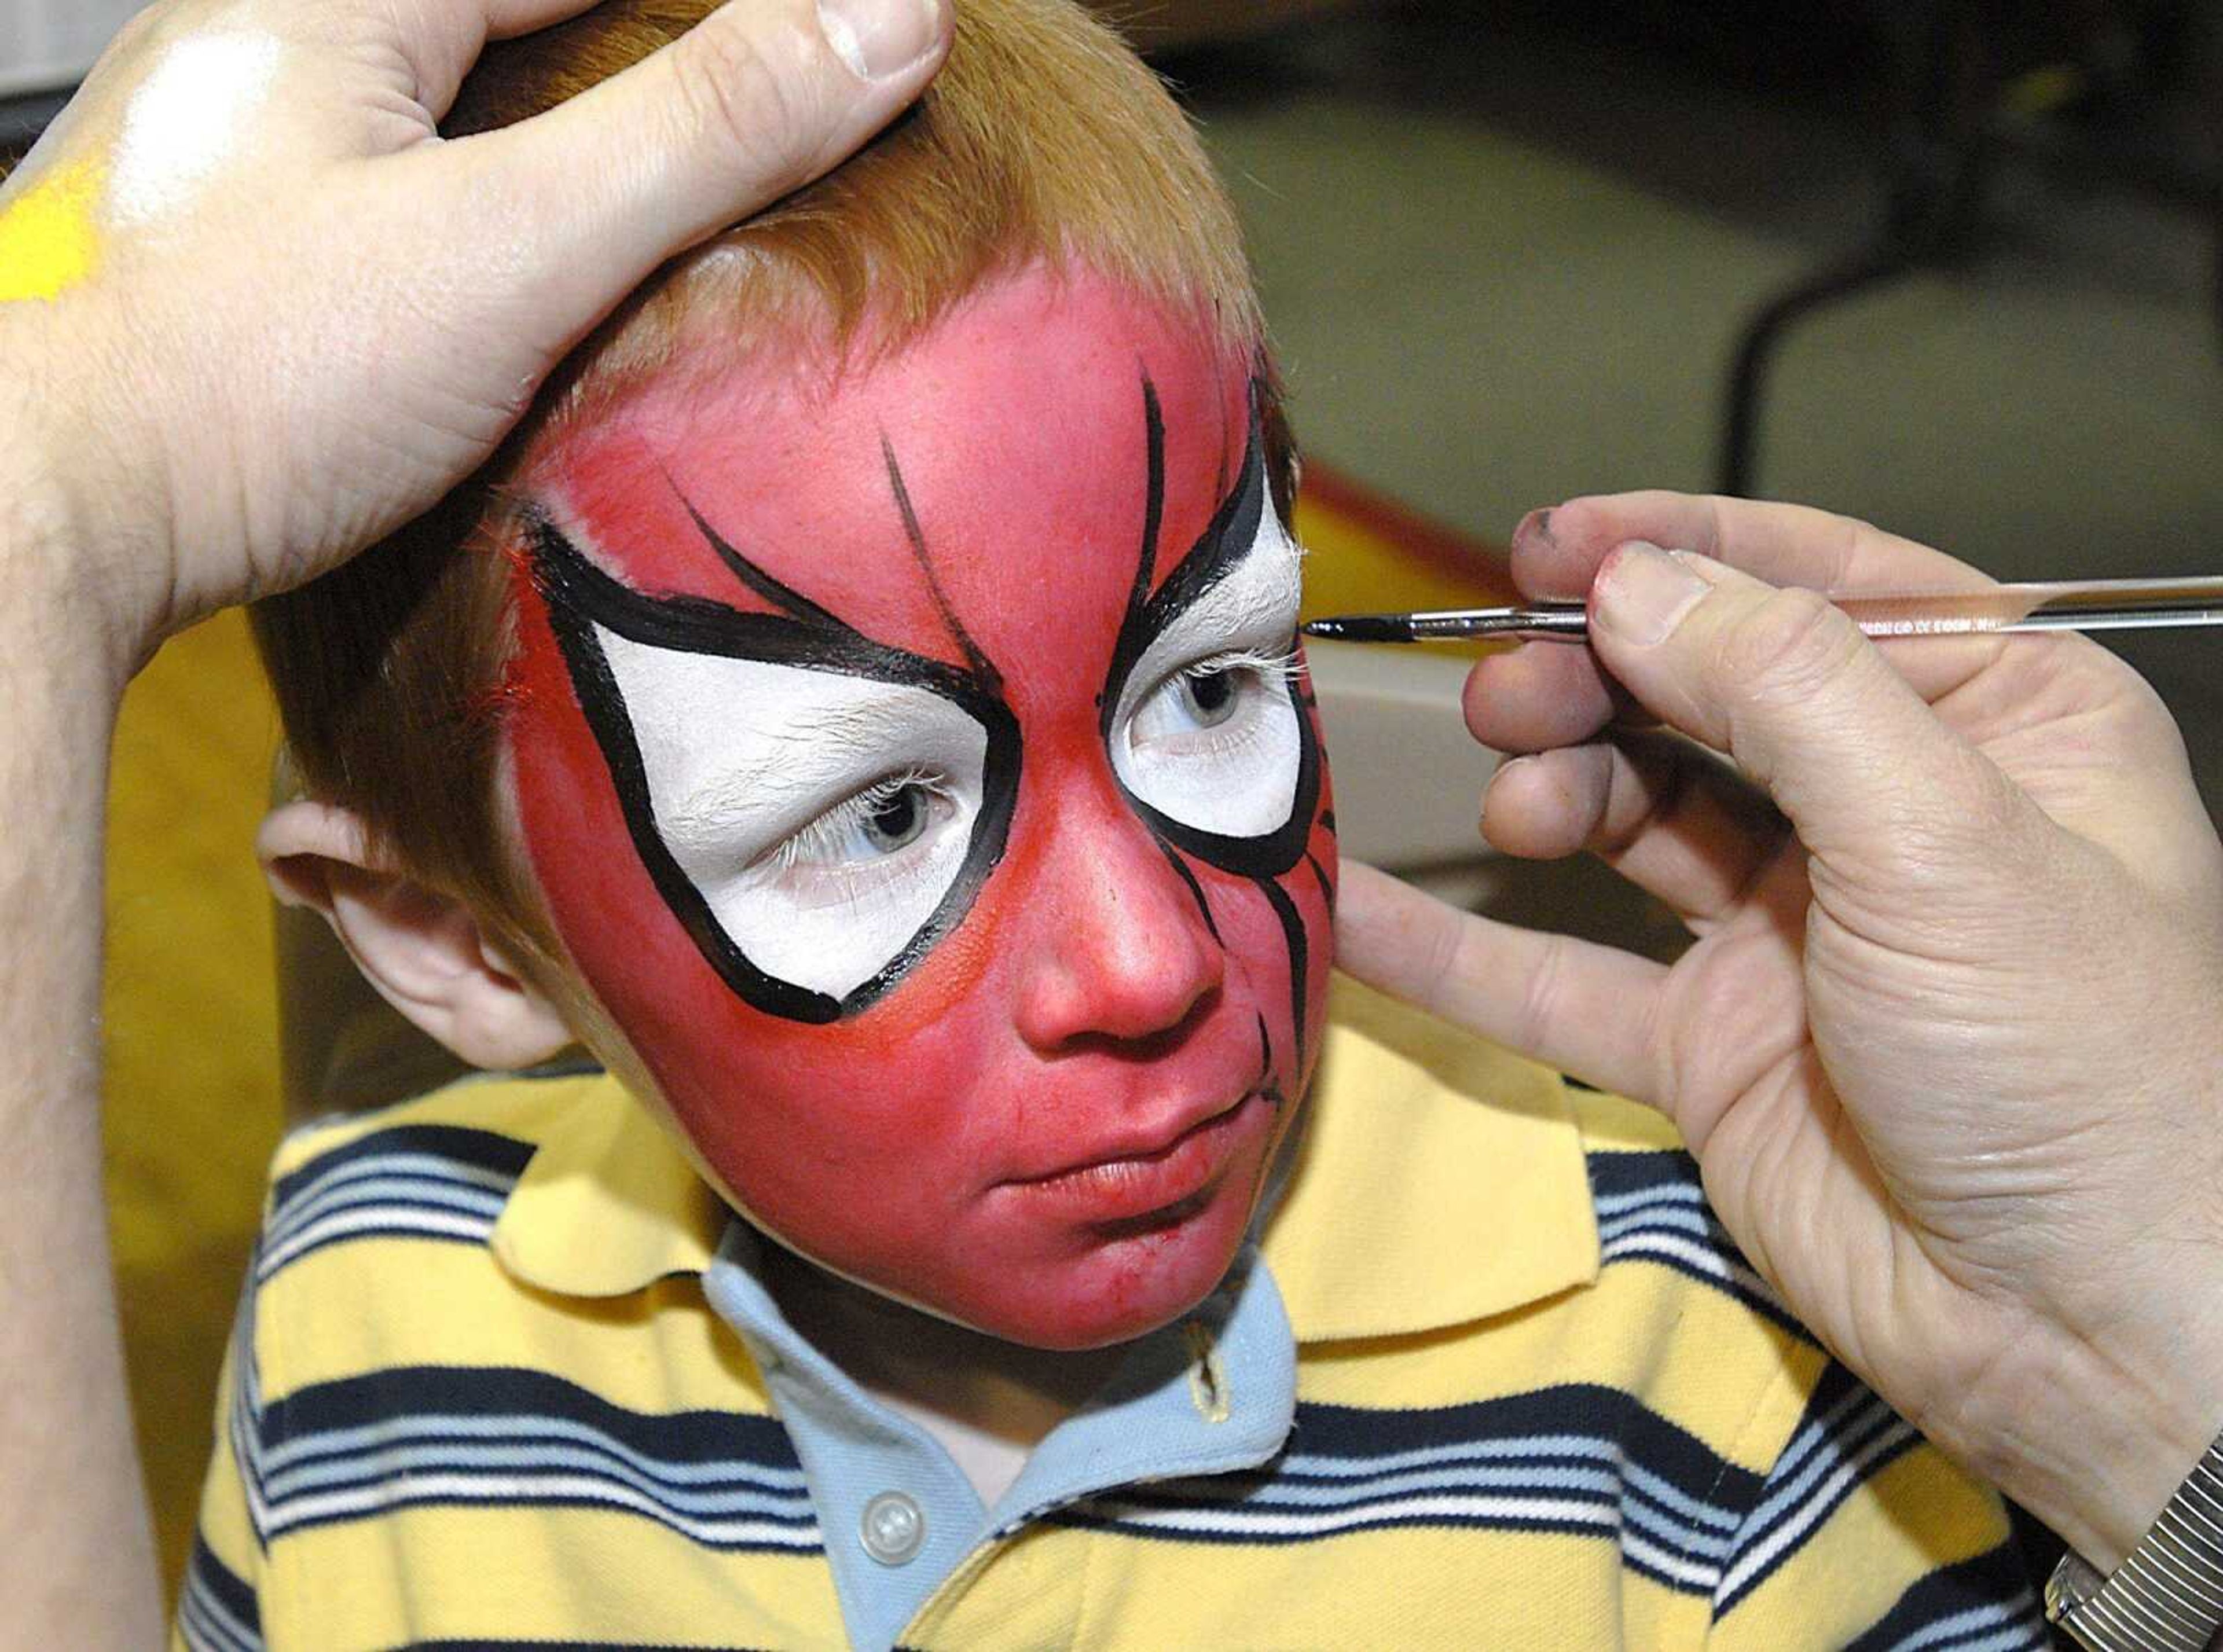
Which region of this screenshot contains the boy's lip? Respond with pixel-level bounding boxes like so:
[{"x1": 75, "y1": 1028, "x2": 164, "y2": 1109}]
[
  {"x1": 993, "y1": 1089, "x2": 1270, "y2": 1225},
  {"x1": 1000, "y1": 1085, "x2": 1257, "y2": 1187}
]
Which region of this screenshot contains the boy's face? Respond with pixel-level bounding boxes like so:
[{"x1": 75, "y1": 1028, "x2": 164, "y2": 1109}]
[{"x1": 505, "y1": 270, "x2": 1335, "y2": 1349}]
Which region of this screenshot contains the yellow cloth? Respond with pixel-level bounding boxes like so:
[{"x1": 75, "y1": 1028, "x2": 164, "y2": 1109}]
[{"x1": 176, "y1": 978, "x2": 2039, "y2": 1650}]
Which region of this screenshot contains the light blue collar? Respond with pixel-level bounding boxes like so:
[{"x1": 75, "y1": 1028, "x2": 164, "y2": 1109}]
[{"x1": 702, "y1": 1223, "x2": 1297, "y2": 1652}]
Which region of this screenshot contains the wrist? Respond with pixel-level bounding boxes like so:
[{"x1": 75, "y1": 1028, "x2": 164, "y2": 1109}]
[
  {"x1": 0, "y1": 318, "x2": 171, "y2": 681},
  {"x1": 1948, "y1": 1308, "x2": 2223, "y2": 1571}
]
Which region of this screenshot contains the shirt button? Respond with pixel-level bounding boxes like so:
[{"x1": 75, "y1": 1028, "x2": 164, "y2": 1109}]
[{"x1": 860, "y1": 1491, "x2": 926, "y2": 1565}]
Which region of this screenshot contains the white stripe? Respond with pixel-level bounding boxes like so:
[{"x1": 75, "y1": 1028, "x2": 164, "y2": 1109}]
[
  {"x1": 265, "y1": 1441, "x2": 816, "y2": 1519},
  {"x1": 1744, "y1": 1387, "x2": 1895, "y2": 1529},
  {"x1": 1597, "y1": 1203, "x2": 1720, "y2": 1243},
  {"x1": 256, "y1": 1204, "x2": 497, "y2": 1279},
  {"x1": 1916, "y1": 1628, "x2": 2045, "y2": 1652},
  {"x1": 1087, "y1": 1491, "x2": 1622, "y2": 1541},
  {"x1": 1884, "y1": 1592, "x2": 2041, "y2": 1652},
  {"x1": 178, "y1": 1568, "x2": 258, "y2": 1652},
  {"x1": 267, "y1": 1167, "x2": 511, "y2": 1252},
  {"x1": 1591, "y1": 1182, "x2": 1708, "y2": 1217},
  {"x1": 1620, "y1": 1523, "x2": 1727, "y2": 1591},
  {"x1": 1275, "y1": 1436, "x2": 1744, "y2": 1536},
  {"x1": 1599, "y1": 1229, "x2": 1785, "y2": 1313},
  {"x1": 1129, "y1": 1468, "x2": 1733, "y2": 1573},
  {"x1": 1716, "y1": 1411, "x2": 1916, "y2": 1603},
  {"x1": 1146, "y1": 1460, "x2": 1625, "y2": 1510},
  {"x1": 273, "y1": 1150, "x2": 516, "y2": 1223},
  {"x1": 266, "y1": 1470, "x2": 823, "y2": 1549},
  {"x1": 260, "y1": 1410, "x2": 808, "y2": 1490}
]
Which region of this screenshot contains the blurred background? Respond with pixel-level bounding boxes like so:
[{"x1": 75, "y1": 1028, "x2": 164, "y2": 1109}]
[{"x1": 7, "y1": 0, "x2": 2222, "y2": 1609}]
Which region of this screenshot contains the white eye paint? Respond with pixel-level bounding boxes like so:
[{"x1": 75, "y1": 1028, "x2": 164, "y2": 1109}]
[
  {"x1": 109, "y1": 31, "x2": 283, "y2": 225},
  {"x1": 1112, "y1": 509, "x2": 1305, "y2": 838},
  {"x1": 597, "y1": 629, "x2": 986, "y2": 1000}
]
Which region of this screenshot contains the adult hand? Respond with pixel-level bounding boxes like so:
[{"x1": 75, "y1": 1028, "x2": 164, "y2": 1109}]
[
  {"x1": 0, "y1": 3, "x2": 946, "y2": 1643},
  {"x1": 1335, "y1": 491, "x2": 2223, "y2": 1570},
  {"x1": 0, "y1": 0, "x2": 948, "y2": 671}
]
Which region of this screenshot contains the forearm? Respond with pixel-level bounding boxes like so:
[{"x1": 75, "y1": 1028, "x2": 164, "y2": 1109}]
[{"x1": 0, "y1": 387, "x2": 160, "y2": 1646}]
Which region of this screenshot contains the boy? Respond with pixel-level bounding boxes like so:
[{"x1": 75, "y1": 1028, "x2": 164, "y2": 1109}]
[{"x1": 184, "y1": 2, "x2": 2046, "y2": 1646}]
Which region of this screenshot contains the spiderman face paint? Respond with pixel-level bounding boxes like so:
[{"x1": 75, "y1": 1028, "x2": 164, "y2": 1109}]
[{"x1": 506, "y1": 271, "x2": 1337, "y2": 1349}]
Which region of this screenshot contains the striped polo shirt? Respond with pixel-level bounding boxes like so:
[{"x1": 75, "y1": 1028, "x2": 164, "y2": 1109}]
[{"x1": 176, "y1": 975, "x2": 2048, "y2": 1650}]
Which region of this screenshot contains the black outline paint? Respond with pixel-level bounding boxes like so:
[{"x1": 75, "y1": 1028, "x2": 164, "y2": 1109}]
[
  {"x1": 1099, "y1": 376, "x2": 1322, "y2": 879},
  {"x1": 1250, "y1": 875, "x2": 1312, "y2": 1060},
  {"x1": 529, "y1": 512, "x2": 1021, "y2": 1025},
  {"x1": 1157, "y1": 841, "x2": 1223, "y2": 946},
  {"x1": 1304, "y1": 851, "x2": 1336, "y2": 916},
  {"x1": 882, "y1": 435, "x2": 1000, "y2": 689}
]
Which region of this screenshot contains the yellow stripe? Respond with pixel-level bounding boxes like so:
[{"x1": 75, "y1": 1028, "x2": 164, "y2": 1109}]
[
  {"x1": 266, "y1": 1505, "x2": 840, "y2": 1650},
  {"x1": 919, "y1": 1522, "x2": 1694, "y2": 1650},
  {"x1": 259, "y1": 1243, "x2": 773, "y2": 1416},
  {"x1": 1719, "y1": 1446, "x2": 2013, "y2": 1646}
]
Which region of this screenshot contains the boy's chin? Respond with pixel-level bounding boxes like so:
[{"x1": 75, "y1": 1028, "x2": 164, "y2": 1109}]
[{"x1": 929, "y1": 1192, "x2": 1262, "y2": 1353}]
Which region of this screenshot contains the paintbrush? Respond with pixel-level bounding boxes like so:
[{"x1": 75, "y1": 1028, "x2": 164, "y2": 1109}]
[{"x1": 1300, "y1": 577, "x2": 2223, "y2": 644}]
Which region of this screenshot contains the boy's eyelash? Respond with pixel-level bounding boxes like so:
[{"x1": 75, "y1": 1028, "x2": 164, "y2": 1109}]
[
  {"x1": 769, "y1": 766, "x2": 949, "y2": 872},
  {"x1": 1180, "y1": 644, "x2": 1307, "y2": 691}
]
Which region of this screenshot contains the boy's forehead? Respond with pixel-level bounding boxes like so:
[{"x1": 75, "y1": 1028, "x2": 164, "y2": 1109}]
[{"x1": 530, "y1": 271, "x2": 1254, "y2": 659}]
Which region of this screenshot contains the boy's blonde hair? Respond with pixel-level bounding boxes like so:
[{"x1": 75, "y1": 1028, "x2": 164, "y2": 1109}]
[{"x1": 252, "y1": 0, "x2": 1287, "y2": 955}]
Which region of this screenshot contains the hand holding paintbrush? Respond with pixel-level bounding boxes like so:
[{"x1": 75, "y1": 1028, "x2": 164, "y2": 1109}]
[{"x1": 1329, "y1": 494, "x2": 2223, "y2": 1599}]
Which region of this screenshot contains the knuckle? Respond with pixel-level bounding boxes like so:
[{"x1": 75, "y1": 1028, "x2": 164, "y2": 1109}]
[
  {"x1": 1712, "y1": 585, "x2": 1862, "y2": 706},
  {"x1": 1509, "y1": 930, "x2": 1569, "y2": 1059},
  {"x1": 667, "y1": 17, "x2": 827, "y2": 188}
]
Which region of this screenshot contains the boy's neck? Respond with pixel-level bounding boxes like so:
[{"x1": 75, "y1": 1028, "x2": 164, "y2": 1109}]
[{"x1": 762, "y1": 1246, "x2": 1127, "y2": 1508}]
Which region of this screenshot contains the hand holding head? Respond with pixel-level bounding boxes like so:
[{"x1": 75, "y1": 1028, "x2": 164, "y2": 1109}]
[{"x1": 0, "y1": 0, "x2": 948, "y2": 669}]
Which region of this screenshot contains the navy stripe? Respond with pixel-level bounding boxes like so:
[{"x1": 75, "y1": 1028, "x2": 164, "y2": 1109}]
[
  {"x1": 177, "y1": 1534, "x2": 262, "y2": 1652},
  {"x1": 1587, "y1": 1147, "x2": 1814, "y2": 1342},
  {"x1": 1714, "y1": 1362, "x2": 1925, "y2": 1616},
  {"x1": 1839, "y1": 1545, "x2": 2048, "y2": 1650},
  {"x1": 247, "y1": 1364, "x2": 819, "y2": 1554},
  {"x1": 272, "y1": 1123, "x2": 535, "y2": 1214},
  {"x1": 1288, "y1": 1387, "x2": 1760, "y2": 1509},
  {"x1": 263, "y1": 1365, "x2": 800, "y2": 1472},
  {"x1": 227, "y1": 1237, "x2": 273, "y2": 1551},
  {"x1": 1055, "y1": 1386, "x2": 1766, "y2": 1593},
  {"x1": 1586, "y1": 1144, "x2": 1707, "y2": 1202},
  {"x1": 255, "y1": 1209, "x2": 504, "y2": 1284}
]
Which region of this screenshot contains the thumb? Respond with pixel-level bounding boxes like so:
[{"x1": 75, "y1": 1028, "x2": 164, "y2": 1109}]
[
  {"x1": 435, "y1": 0, "x2": 947, "y2": 350},
  {"x1": 1586, "y1": 542, "x2": 2033, "y2": 883}
]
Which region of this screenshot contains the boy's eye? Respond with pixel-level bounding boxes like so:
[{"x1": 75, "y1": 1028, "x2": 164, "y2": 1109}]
[
  {"x1": 1119, "y1": 644, "x2": 1303, "y2": 838},
  {"x1": 772, "y1": 770, "x2": 952, "y2": 871},
  {"x1": 1129, "y1": 651, "x2": 1291, "y2": 751},
  {"x1": 867, "y1": 785, "x2": 929, "y2": 851},
  {"x1": 588, "y1": 627, "x2": 999, "y2": 1009},
  {"x1": 1179, "y1": 665, "x2": 1239, "y2": 728}
]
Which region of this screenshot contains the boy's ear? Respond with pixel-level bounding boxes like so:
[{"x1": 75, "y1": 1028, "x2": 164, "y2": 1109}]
[{"x1": 257, "y1": 799, "x2": 575, "y2": 1071}]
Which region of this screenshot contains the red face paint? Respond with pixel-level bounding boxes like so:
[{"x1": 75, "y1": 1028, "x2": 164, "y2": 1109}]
[{"x1": 505, "y1": 270, "x2": 1336, "y2": 1349}]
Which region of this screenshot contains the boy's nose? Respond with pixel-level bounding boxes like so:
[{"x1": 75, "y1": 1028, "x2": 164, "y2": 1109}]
[{"x1": 1011, "y1": 798, "x2": 1224, "y2": 1055}]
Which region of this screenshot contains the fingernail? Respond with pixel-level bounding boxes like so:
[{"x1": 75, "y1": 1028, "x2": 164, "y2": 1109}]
[
  {"x1": 1479, "y1": 756, "x2": 1528, "y2": 828},
  {"x1": 1595, "y1": 542, "x2": 1708, "y2": 647},
  {"x1": 1511, "y1": 507, "x2": 1554, "y2": 553},
  {"x1": 818, "y1": 0, "x2": 940, "y2": 79}
]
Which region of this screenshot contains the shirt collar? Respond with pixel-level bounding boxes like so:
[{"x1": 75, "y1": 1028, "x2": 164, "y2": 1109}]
[
  {"x1": 1260, "y1": 975, "x2": 1600, "y2": 1342},
  {"x1": 491, "y1": 1070, "x2": 727, "y2": 1297},
  {"x1": 490, "y1": 974, "x2": 1600, "y2": 1332}
]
